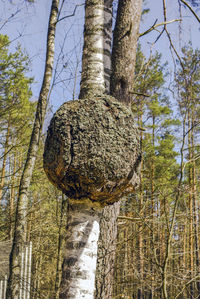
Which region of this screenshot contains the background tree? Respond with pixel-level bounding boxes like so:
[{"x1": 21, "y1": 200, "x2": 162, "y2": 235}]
[{"x1": 6, "y1": 0, "x2": 59, "y2": 298}]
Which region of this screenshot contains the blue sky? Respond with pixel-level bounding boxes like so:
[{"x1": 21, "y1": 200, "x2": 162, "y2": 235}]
[{"x1": 1, "y1": 0, "x2": 200, "y2": 113}]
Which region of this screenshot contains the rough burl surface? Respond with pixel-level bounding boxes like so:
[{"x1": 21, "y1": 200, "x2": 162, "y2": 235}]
[{"x1": 43, "y1": 95, "x2": 141, "y2": 205}]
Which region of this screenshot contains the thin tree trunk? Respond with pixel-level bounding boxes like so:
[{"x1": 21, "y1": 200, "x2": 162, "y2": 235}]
[
  {"x1": 162, "y1": 116, "x2": 186, "y2": 299},
  {"x1": 0, "y1": 115, "x2": 11, "y2": 203},
  {"x1": 9, "y1": 153, "x2": 16, "y2": 240},
  {"x1": 6, "y1": 1, "x2": 59, "y2": 298},
  {"x1": 54, "y1": 194, "x2": 66, "y2": 299},
  {"x1": 191, "y1": 109, "x2": 200, "y2": 297},
  {"x1": 137, "y1": 98, "x2": 144, "y2": 298},
  {"x1": 188, "y1": 112, "x2": 194, "y2": 299}
]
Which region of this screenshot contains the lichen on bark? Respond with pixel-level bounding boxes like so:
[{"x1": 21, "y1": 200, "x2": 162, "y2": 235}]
[{"x1": 43, "y1": 95, "x2": 141, "y2": 205}]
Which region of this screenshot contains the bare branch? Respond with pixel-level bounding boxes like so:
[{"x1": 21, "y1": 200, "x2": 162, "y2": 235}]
[
  {"x1": 57, "y1": 3, "x2": 84, "y2": 23},
  {"x1": 162, "y1": 0, "x2": 184, "y2": 69},
  {"x1": 130, "y1": 91, "x2": 150, "y2": 97},
  {"x1": 175, "y1": 275, "x2": 200, "y2": 299},
  {"x1": 0, "y1": 8, "x2": 22, "y2": 31},
  {"x1": 180, "y1": 0, "x2": 200, "y2": 23},
  {"x1": 139, "y1": 19, "x2": 181, "y2": 37}
]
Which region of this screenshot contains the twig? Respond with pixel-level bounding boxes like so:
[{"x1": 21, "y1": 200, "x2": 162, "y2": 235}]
[
  {"x1": 182, "y1": 154, "x2": 200, "y2": 173},
  {"x1": 117, "y1": 216, "x2": 141, "y2": 222},
  {"x1": 162, "y1": 0, "x2": 184, "y2": 69},
  {"x1": 0, "y1": 8, "x2": 22, "y2": 31},
  {"x1": 130, "y1": 91, "x2": 150, "y2": 97},
  {"x1": 180, "y1": 0, "x2": 200, "y2": 23},
  {"x1": 175, "y1": 275, "x2": 200, "y2": 299},
  {"x1": 57, "y1": 3, "x2": 84, "y2": 23},
  {"x1": 139, "y1": 19, "x2": 181, "y2": 37}
]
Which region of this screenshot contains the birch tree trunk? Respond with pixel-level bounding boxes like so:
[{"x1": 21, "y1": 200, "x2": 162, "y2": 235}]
[
  {"x1": 59, "y1": 1, "x2": 112, "y2": 298},
  {"x1": 59, "y1": 202, "x2": 101, "y2": 299},
  {"x1": 79, "y1": 0, "x2": 112, "y2": 99},
  {"x1": 56, "y1": 1, "x2": 142, "y2": 298},
  {"x1": 6, "y1": 1, "x2": 59, "y2": 298}
]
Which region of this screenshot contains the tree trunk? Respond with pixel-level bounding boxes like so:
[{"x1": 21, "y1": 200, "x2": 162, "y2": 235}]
[
  {"x1": 188, "y1": 112, "x2": 194, "y2": 299},
  {"x1": 191, "y1": 108, "x2": 200, "y2": 297},
  {"x1": 95, "y1": 1, "x2": 142, "y2": 298},
  {"x1": 0, "y1": 115, "x2": 11, "y2": 203},
  {"x1": 59, "y1": 202, "x2": 101, "y2": 299},
  {"x1": 54, "y1": 194, "x2": 66, "y2": 299},
  {"x1": 60, "y1": 1, "x2": 113, "y2": 298},
  {"x1": 58, "y1": 1, "x2": 142, "y2": 298},
  {"x1": 95, "y1": 202, "x2": 120, "y2": 299},
  {"x1": 9, "y1": 153, "x2": 16, "y2": 240},
  {"x1": 6, "y1": 1, "x2": 59, "y2": 298},
  {"x1": 79, "y1": 0, "x2": 112, "y2": 99},
  {"x1": 111, "y1": 0, "x2": 143, "y2": 104}
]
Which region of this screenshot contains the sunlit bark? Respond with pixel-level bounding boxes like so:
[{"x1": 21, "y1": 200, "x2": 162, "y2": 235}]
[{"x1": 6, "y1": 1, "x2": 59, "y2": 298}]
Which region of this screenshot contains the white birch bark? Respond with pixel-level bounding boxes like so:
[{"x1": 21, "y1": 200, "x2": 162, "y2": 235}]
[
  {"x1": 27, "y1": 242, "x2": 32, "y2": 299},
  {"x1": 4, "y1": 277, "x2": 7, "y2": 299},
  {"x1": 79, "y1": 0, "x2": 112, "y2": 98},
  {"x1": 59, "y1": 1, "x2": 113, "y2": 298},
  {"x1": 59, "y1": 202, "x2": 101, "y2": 299},
  {"x1": 0, "y1": 281, "x2": 2, "y2": 299}
]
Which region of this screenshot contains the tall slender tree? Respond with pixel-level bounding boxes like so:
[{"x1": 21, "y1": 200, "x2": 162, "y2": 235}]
[{"x1": 6, "y1": 1, "x2": 59, "y2": 298}]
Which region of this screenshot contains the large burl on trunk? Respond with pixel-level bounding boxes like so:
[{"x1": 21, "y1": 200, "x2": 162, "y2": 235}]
[{"x1": 43, "y1": 95, "x2": 141, "y2": 205}]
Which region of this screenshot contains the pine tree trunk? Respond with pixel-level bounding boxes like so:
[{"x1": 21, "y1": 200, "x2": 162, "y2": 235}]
[
  {"x1": 191, "y1": 109, "x2": 200, "y2": 297},
  {"x1": 188, "y1": 112, "x2": 194, "y2": 298},
  {"x1": 6, "y1": 1, "x2": 59, "y2": 298}
]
